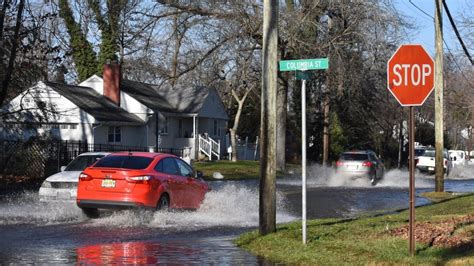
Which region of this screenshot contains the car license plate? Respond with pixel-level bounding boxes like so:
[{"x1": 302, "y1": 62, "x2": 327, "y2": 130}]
[
  {"x1": 101, "y1": 179, "x2": 116, "y2": 188},
  {"x1": 428, "y1": 167, "x2": 434, "y2": 171}
]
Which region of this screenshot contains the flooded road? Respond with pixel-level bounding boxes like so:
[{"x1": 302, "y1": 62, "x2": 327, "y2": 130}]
[{"x1": 0, "y1": 166, "x2": 473, "y2": 264}]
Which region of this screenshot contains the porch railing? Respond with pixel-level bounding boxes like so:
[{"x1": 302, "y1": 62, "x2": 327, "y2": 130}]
[{"x1": 198, "y1": 134, "x2": 220, "y2": 160}]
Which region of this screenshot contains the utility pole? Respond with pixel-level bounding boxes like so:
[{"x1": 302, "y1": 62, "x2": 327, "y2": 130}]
[
  {"x1": 434, "y1": 0, "x2": 444, "y2": 192},
  {"x1": 259, "y1": 0, "x2": 278, "y2": 235},
  {"x1": 322, "y1": 15, "x2": 333, "y2": 166}
]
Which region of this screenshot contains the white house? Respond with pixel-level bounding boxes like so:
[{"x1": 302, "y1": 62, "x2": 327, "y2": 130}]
[{"x1": 0, "y1": 64, "x2": 229, "y2": 160}]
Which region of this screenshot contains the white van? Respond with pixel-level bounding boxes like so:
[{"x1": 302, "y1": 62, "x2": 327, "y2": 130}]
[{"x1": 448, "y1": 150, "x2": 466, "y2": 166}]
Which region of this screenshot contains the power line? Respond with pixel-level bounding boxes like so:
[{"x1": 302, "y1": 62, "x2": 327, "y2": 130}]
[
  {"x1": 408, "y1": 0, "x2": 433, "y2": 20},
  {"x1": 443, "y1": 38, "x2": 473, "y2": 88},
  {"x1": 406, "y1": 1, "x2": 472, "y2": 87},
  {"x1": 442, "y1": 0, "x2": 473, "y2": 65}
]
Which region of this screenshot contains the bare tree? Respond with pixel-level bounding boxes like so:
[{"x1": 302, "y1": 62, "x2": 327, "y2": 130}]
[{"x1": 0, "y1": 0, "x2": 25, "y2": 106}]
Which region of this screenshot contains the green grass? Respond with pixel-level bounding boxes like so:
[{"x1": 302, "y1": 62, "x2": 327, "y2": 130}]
[
  {"x1": 193, "y1": 160, "x2": 298, "y2": 180},
  {"x1": 236, "y1": 193, "x2": 474, "y2": 264},
  {"x1": 193, "y1": 160, "x2": 261, "y2": 180},
  {"x1": 421, "y1": 191, "x2": 456, "y2": 202}
]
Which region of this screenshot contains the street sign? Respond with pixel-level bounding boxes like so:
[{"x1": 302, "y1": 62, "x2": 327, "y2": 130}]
[
  {"x1": 387, "y1": 44, "x2": 434, "y2": 256},
  {"x1": 387, "y1": 44, "x2": 435, "y2": 106},
  {"x1": 279, "y1": 58, "x2": 329, "y2": 245},
  {"x1": 279, "y1": 58, "x2": 328, "y2": 71},
  {"x1": 296, "y1": 71, "x2": 311, "y2": 80}
]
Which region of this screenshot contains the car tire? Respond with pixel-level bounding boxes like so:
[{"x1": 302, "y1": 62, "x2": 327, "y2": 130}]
[
  {"x1": 81, "y1": 207, "x2": 99, "y2": 219},
  {"x1": 445, "y1": 168, "x2": 450, "y2": 177},
  {"x1": 157, "y1": 194, "x2": 170, "y2": 211},
  {"x1": 370, "y1": 174, "x2": 377, "y2": 186}
]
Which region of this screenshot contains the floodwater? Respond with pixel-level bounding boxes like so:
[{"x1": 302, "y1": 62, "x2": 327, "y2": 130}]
[{"x1": 0, "y1": 165, "x2": 473, "y2": 264}]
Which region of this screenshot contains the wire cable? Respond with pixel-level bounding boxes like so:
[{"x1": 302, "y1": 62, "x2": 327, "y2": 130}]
[{"x1": 442, "y1": 0, "x2": 473, "y2": 65}]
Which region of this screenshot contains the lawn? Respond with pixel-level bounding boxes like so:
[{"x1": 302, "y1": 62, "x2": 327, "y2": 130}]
[
  {"x1": 236, "y1": 194, "x2": 474, "y2": 264},
  {"x1": 193, "y1": 160, "x2": 298, "y2": 180},
  {"x1": 193, "y1": 160, "x2": 261, "y2": 180}
]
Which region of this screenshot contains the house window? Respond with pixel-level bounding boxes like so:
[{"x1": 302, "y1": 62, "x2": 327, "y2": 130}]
[
  {"x1": 108, "y1": 126, "x2": 121, "y2": 143},
  {"x1": 70, "y1": 124, "x2": 77, "y2": 129},
  {"x1": 213, "y1": 120, "x2": 218, "y2": 136},
  {"x1": 60, "y1": 124, "x2": 68, "y2": 129}
]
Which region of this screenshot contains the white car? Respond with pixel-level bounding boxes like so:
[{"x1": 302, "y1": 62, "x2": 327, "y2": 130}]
[
  {"x1": 448, "y1": 150, "x2": 467, "y2": 166},
  {"x1": 39, "y1": 152, "x2": 110, "y2": 201},
  {"x1": 416, "y1": 148, "x2": 452, "y2": 176}
]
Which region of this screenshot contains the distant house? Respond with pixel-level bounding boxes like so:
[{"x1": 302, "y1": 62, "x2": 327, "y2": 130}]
[{"x1": 0, "y1": 64, "x2": 229, "y2": 160}]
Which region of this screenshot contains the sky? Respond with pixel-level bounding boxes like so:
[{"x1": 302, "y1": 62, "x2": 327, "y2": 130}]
[{"x1": 393, "y1": 0, "x2": 472, "y2": 60}]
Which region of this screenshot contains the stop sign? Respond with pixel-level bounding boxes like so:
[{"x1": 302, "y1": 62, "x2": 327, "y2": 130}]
[{"x1": 387, "y1": 44, "x2": 435, "y2": 106}]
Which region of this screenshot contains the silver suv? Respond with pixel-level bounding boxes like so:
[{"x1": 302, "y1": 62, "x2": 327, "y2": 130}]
[{"x1": 336, "y1": 150, "x2": 385, "y2": 185}]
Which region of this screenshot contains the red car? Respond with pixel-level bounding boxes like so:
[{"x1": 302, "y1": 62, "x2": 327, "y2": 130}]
[{"x1": 76, "y1": 152, "x2": 208, "y2": 217}]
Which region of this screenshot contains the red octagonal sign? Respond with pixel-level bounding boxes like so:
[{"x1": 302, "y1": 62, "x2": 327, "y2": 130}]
[{"x1": 387, "y1": 44, "x2": 435, "y2": 106}]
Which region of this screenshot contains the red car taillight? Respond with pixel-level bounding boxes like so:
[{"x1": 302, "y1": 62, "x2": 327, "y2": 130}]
[
  {"x1": 362, "y1": 161, "x2": 373, "y2": 167},
  {"x1": 79, "y1": 172, "x2": 92, "y2": 181},
  {"x1": 126, "y1": 175, "x2": 152, "y2": 183},
  {"x1": 336, "y1": 161, "x2": 344, "y2": 167}
]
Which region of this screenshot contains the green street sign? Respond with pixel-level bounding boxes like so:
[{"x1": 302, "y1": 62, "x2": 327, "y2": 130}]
[
  {"x1": 296, "y1": 71, "x2": 312, "y2": 80},
  {"x1": 279, "y1": 58, "x2": 328, "y2": 71}
]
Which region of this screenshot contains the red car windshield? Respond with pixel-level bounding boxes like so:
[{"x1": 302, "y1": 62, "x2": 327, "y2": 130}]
[{"x1": 93, "y1": 156, "x2": 153, "y2": 170}]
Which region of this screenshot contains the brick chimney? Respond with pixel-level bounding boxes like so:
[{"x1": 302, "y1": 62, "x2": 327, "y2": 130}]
[{"x1": 103, "y1": 63, "x2": 121, "y2": 105}]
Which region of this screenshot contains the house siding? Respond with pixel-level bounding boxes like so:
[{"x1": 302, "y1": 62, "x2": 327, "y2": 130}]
[
  {"x1": 0, "y1": 83, "x2": 97, "y2": 142},
  {"x1": 94, "y1": 125, "x2": 147, "y2": 147},
  {"x1": 2, "y1": 79, "x2": 230, "y2": 160},
  {"x1": 198, "y1": 89, "x2": 229, "y2": 120}
]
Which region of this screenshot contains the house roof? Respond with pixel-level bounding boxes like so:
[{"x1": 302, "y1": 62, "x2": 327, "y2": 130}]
[
  {"x1": 120, "y1": 79, "x2": 212, "y2": 114},
  {"x1": 44, "y1": 82, "x2": 144, "y2": 125},
  {"x1": 120, "y1": 79, "x2": 176, "y2": 113}
]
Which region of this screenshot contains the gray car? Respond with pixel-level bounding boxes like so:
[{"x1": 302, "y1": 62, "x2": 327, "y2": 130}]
[{"x1": 335, "y1": 150, "x2": 385, "y2": 185}]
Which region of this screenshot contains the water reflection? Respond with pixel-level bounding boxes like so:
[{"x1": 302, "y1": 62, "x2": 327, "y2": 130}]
[{"x1": 77, "y1": 241, "x2": 197, "y2": 264}]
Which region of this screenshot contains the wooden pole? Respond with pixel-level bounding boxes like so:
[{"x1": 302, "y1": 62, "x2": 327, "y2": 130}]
[
  {"x1": 434, "y1": 0, "x2": 444, "y2": 192},
  {"x1": 259, "y1": 0, "x2": 278, "y2": 235}
]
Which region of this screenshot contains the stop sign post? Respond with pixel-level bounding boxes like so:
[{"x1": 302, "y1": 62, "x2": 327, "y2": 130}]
[{"x1": 387, "y1": 44, "x2": 435, "y2": 256}]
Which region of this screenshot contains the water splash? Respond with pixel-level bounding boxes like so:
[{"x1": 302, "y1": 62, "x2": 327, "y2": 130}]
[
  {"x1": 0, "y1": 191, "x2": 84, "y2": 225},
  {"x1": 377, "y1": 169, "x2": 433, "y2": 188},
  {"x1": 447, "y1": 165, "x2": 474, "y2": 180},
  {"x1": 90, "y1": 184, "x2": 295, "y2": 229},
  {"x1": 278, "y1": 164, "x2": 434, "y2": 188},
  {"x1": 0, "y1": 184, "x2": 296, "y2": 228}
]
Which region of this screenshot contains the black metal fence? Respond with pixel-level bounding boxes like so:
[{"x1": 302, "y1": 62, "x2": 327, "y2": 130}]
[{"x1": 0, "y1": 139, "x2": 188, "y2": 182}]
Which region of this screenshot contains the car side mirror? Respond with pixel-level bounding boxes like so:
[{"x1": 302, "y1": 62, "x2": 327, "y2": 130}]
[
  {"x1": 60, "y1": 166, "x2": 66, "y2": 171},
  {"x1": 195, "y1": 171, "x2": 203, "y2": 179}
]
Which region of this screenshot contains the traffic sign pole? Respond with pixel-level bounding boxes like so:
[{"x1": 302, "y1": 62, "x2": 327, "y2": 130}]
[
  {"x1": 301, "y1": 78, "x2": 307, "y2": 245},
  {"x1": 409, "y1": 106, "x2": 415, "y2": 256},
  {"x1": 279, "y1": 58, "x2": 327, "y2": 245},
  {"x1": 387, "y1": 44, "x2": 434, "y2": 256}
]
